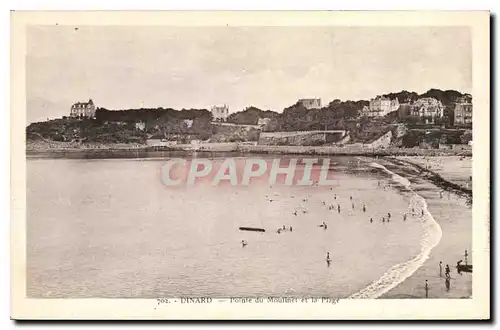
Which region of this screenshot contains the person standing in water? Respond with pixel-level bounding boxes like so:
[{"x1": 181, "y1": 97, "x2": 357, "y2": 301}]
[
  {"x1": 439, "y1": 261, "x2": 443, "y2": 277},
  {"x1": 326, "y1": 252, "x2": 331, "y2": 261},
  {"x1": 370, "y1": 218, "x2": 373, "y2": 223},
  {"x1": 363, "y1": 204, "x2": 366, "y2": 213},
  {"x1": 403, "y1": 214, "x2": 407, "y2": 221},
  {"x1": 445, "y1": 264, "x2": 451, "y2": 278},
  {"x1": 350, "y1": 196, "x2": 352, "y2": 201},
  {"x1": 424, "y1": 280, "x2": 429, "y2": 298},
  {"x1": 337, "y1": 204, "x2": 341, "y2": 214},
  {"x1": 382, "y1": 217, "x2": 385, "y2": 223},
  {"x1": 352, "y1": 203, "x2": 355, "y2": 210},
  {"x1": 464, "y1": 250, "x2": 469, "y2": 265}
]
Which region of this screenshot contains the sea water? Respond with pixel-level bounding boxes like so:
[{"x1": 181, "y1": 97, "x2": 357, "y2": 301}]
[{"x1": 27, "y1": 155, "x2": 427, "y2": 298}]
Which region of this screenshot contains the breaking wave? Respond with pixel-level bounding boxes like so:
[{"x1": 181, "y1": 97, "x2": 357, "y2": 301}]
[{"x1": 348, "y1": 162, "x2": 443, "y2": 299}]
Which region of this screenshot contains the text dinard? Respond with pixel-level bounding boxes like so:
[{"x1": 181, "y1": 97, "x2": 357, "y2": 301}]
[{"x1": 156, "y1": 297, "x2": 340, "y2": 305}]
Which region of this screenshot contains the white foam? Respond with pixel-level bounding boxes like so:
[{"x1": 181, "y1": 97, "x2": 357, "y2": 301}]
[{"x1": 348, "y1": 162, "x2": 443, "y2": 299}]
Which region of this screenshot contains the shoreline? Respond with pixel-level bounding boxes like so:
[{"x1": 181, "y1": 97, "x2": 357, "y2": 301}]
[
  {"x1": 26, "y1": 143, "x2": 472, "y2": 158},
  {"x1": 378, "y1": 157, "x2": 472, "y2": 299}
]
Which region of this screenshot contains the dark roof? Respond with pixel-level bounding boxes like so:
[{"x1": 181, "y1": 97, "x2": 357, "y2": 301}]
[{"x1": 72, "y1": 99, "x2": 94, "y2": 107}]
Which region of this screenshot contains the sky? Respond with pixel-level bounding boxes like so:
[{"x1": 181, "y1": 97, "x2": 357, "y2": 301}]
[{"x1": 26, "y1": 26, "x2": 471, "y2": 123}]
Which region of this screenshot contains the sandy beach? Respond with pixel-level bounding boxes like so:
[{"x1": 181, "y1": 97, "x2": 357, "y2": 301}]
[
  {"x1": 394, "y1": 156, "x2": 472, "y2": 191},
  {"x1": 379, "y1": 156, "x2": 472, "y2": 298}
]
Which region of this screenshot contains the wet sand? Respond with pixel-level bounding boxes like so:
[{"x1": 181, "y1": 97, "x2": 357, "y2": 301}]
[
  {"x1": 395, "y1": 156, "x2": 472, "y2": 191},
  {"x1": 379, "y1": 157, "x2": 472, "y2": 298}
]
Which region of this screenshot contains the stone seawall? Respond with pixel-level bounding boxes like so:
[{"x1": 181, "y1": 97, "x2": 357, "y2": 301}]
[
  {"x1": 258, "y1": 130, "x2": 346, "y2": 146},
  {"x1": 237, "y1": 145, "x2": 471, "y2": 156}
]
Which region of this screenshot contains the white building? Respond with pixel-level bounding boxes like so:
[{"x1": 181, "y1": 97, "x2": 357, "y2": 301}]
[
  {"x1": 411, "y1": 98, "x2": 444, "y2": 119},
  {"x1": 362, "y1": 96, "x2": 399, "y2": 117},
  {"x1": 298, "y1": 98, "x2": 322, "y2": 109},
  {"x1": 257, "y1": 117, "x2": 271, "y2": 127},
  {"x1": 70, "y1": 99, "x2": 96, "y2": 118},
  {"x1": 135, "y1": 121, "x2": 146, "y2": 131},
  {"x1": 211, "y1": 105, "x2": 229, "y2": 122}
]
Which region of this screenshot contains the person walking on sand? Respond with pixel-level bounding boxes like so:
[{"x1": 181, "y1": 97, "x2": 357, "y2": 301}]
[
  {"x1": 424, "y1": 280, "x2": 429, "y2": 298},
  {"x1": 439, "y1": 261, "x2": 443, "y2": 277}
]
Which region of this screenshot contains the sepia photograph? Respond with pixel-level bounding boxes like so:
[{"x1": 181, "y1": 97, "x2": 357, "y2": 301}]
[{"x1": 10, "y1": 10, "x2": 490, "y2": 320}]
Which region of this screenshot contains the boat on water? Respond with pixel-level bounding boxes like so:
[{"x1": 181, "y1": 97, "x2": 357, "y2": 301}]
[
  {"x1": 456, "y1": 260, "x2": 472, "y2": 273},
  {"x1": 239, "y1": 227, "x2": 265, "y2": 233}
]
